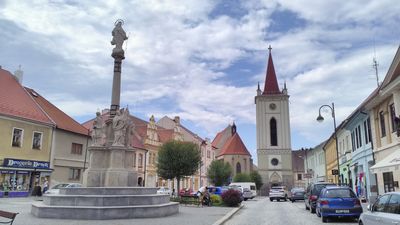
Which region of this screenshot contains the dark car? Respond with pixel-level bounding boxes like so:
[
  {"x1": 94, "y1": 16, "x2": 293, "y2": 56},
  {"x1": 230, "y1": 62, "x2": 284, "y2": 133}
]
[
  {"x1": 305, "y1": 182, "x2": 336, "y2": 213},
  {"x1": 289, "y1": 187, "x2": 305, "y2": 202},
  {"x1": 316, "y1": 186, "x2": 362, "y2": 223}
]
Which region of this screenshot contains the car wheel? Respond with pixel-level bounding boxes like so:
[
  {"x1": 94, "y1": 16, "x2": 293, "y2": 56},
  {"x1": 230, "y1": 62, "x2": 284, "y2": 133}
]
[
  {"x1": 310, "y1": 207, "x2": 315, "y2": 213},
  {"x1": 244, "y1": 198, "x2": 248, "y2": 201},
  {"x1": 270, "y1": 198, "x2": 273, "y2": 201},
  {"x1": 291, "y1": 200, "x2": 294, "y2": 203},
  {"x1": 322, "y1": 216, "x2": 327, "y2": 223},
  {"x1": 277, "y1": 198, "x2": 280, "y2": 202},
  {"x1": 284, "y1": 197, "x2": 287, "y2": 201}
]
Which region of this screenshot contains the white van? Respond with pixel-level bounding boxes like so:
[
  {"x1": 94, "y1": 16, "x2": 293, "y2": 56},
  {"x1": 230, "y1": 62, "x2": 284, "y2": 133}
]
[{"x1": 229, "y1": 182, "x2": 257, "y2": 198}]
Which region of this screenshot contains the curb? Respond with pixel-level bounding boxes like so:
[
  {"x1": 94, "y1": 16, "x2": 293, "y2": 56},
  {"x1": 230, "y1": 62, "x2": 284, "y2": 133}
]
[{"x1": 212, "y1": 204, "x2": 244, "y2": 225}]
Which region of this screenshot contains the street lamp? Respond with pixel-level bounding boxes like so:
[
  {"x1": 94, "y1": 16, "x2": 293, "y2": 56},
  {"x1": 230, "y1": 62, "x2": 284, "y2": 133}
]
[{"x1": 317, "y1": 103, "x2": 341, "y2": 185}]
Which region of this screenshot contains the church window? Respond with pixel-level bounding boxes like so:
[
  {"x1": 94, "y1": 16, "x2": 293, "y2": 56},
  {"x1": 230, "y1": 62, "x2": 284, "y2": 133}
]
[
  {"x1": 379, "y1": 111, "x2": 386, "y2": 137},
  {"x1": 270, "y1": 118, "x2": 278, "y2": 146},
  {"x1": 271, "y1": 158, "x2": 279, "y2": 166},
  {"x1": 236, "y1": 162, "x2": 241, "y2": 174}
]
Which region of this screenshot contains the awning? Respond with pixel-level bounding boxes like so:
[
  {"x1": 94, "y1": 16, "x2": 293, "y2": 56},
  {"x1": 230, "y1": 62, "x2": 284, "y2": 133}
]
[{"x1": 370, "y1": 150, "x2": 400, "y2": 173}]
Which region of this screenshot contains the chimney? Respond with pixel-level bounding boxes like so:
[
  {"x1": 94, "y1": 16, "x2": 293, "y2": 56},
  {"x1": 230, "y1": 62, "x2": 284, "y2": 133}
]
[
  {"x1": 174, "y1": 116, "x2": 180, "y2": 125},
  {"x1": 14, "y1": 65, "x2": 24, "y2": 84}
]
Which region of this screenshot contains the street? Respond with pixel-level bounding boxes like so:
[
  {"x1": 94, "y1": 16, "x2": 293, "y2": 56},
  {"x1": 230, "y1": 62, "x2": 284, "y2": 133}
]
[{"x1": 224, "y1": 197, "x2": 362, "y2": 225}]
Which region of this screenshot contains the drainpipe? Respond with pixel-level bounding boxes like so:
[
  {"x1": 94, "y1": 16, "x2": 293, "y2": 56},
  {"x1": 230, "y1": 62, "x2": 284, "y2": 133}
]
[{"x1": 83, "y1": 129, "x2": 90, "y2": 171}]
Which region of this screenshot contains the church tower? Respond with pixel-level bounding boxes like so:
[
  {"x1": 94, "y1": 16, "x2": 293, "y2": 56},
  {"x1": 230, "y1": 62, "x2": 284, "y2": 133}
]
[{"x1": 255, "y1": 46, "x2": 293, "y2": 192}]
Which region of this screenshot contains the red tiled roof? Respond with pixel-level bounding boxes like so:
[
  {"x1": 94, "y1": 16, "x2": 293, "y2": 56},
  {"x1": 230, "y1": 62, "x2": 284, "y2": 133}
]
[
  {"x1": 263, "y1": 48, "x2": 281, "y2": 95},
  {"x1": 0, "y1": 69, "x2": 54, "y2": 125},
  {"x1": 157, "y1": 129, "x2": 174, "y2": 142},
  {"x1": 211, "y1": 131, "x2": 223, "y2": 148},
  {"x1": 25, "y1": 87, "x2": 89, "y2": 136},
  {"x1": 218, "y1": 132, "x2": 251, "y2": 156}
]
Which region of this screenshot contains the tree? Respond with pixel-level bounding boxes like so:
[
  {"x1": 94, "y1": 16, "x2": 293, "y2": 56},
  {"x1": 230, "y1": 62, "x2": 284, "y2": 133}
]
[
  {"x1": 207, "y1": 160, "x2": 232, "y2": 186},
  {"x1": 233, "y1": 173, "x2": 251, "y2": 182},
  {"x1": 157, "y1": 140, "x2": 201, "y2": 193},
  {"x1": 250, "y1": 171, "x2": 263, "y2": 190}
]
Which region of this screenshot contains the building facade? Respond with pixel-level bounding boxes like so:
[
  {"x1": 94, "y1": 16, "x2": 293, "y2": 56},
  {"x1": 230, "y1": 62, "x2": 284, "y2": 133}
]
[
  {"x1": 305, "y1": 142, "x2": 327, "y2": 185},
  {"x1": 324, "y1": 135, "x2": 339, "y2": 184},
  {"x1": 292, "y1": 150, "x2": 306, "y2": 189},
  {"x1": 337, "y1": 127, "x2": 352, "y2": 186},
  {"x1": 367, "y1": 46, "x2": 400, "y2": 195},
  {"x1": 256, "y1": 47, "x2": 293, "y2": 193}
]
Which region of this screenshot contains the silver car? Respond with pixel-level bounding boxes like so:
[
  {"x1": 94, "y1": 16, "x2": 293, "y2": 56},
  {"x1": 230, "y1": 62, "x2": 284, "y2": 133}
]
[{"x1": 359, "y1": 192, "x2": 400, "y2": 225}]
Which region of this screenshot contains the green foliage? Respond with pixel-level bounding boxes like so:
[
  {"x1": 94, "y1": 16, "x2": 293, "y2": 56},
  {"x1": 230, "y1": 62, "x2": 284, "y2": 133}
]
[
  {"x1": 210, "y1": 194, "x2": 222, "y2": 205},
  {"x1": 233, "y1": 173, "x2": 252, "y2": 182},
  {"x1": 249, "y1": 171, "x2": 263, "y2": 190},
  {"x1": 157, "y1": 140, "x2": 201, "y2": 192},
  {"x1": 207, "y1": 160, "x2": 232, "y2": 186},
  {"x1": 221, "y1": 189, "x2": 242, "y2": 207}
]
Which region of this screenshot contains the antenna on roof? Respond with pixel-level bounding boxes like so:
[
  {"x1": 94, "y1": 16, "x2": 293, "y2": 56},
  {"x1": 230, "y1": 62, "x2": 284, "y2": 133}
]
[{"x1": 372, "y1": 39, "x2": 380, "y2": 87}]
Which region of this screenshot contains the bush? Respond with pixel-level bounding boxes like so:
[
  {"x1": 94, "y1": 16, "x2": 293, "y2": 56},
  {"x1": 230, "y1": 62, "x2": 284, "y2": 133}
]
[
  {"x1": 210, "y1": 194, "x2": 222, "y2": 205},
  {"x1": 221, "y1": 189, "x2": 242, "y2": 207}
]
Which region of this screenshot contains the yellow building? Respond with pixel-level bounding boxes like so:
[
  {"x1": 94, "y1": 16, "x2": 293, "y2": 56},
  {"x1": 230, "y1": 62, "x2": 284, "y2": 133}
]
[
  {"x1": 0, "y1": 68, "x2": 54, "y2": 197},
  {"x1": 324, "y1": 135, "x2": 339, "y2": 184}
]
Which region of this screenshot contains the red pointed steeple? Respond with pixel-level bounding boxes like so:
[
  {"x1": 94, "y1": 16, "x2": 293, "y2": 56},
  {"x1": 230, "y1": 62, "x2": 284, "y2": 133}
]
[{"x1": 263, "y1": 46, "x2": 281, "y2": 95}]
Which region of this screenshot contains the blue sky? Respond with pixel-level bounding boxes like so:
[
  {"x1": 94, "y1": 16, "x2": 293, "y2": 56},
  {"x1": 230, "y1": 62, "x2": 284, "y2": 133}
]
[{"x1": 1, "y1": 0, "x2": 400, "y2": 165}]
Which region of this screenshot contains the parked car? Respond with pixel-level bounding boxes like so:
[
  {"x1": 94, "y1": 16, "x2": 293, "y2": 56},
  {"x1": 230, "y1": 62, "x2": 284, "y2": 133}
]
[
  {"x1": 45, "y1": 183, "x2": 82, "y2": 194},
  {"x1": 157, "y1": 187, "x2": 171, "y2": 195},
  {"x1": 241, "y1": 187, "x2": 253, "y2": 201},
  {"x1": 229, "y1": 182, "x2": 257, "y2": 198},
  {"x1": 359, "y1": 192, "x2": 400, "y2": 225},
  {"x1": 305, "y1": 182, "x2": 336, "y2": 213},
  {"x1": 179, "y1": 188, "x2": 196, "y2": 197},
  {"x1": 207, "y1": 186, "x2": 223, "y2": 196},
  {"x1": 269, "y1": 186, "x2": 288, "y2": 201},
  {"x1": 289, "y1": 187, "x2": 305, "y2": 202},
  {"x1": 316, "y1": 186, "x2": 362, "y2": 223}
]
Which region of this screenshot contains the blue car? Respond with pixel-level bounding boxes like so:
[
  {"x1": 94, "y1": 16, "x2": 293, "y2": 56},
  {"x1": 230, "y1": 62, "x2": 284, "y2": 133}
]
[
  {"x1": 207, "y1": 186, "x2": 223, "y2": 196},
  {"x1": 316, "y1": 186, "x2": 363, "y2": 223}
]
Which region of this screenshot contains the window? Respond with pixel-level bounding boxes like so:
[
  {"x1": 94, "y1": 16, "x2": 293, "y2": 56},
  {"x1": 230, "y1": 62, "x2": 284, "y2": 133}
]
[
  {"x1": 12, "y1": 128, "x2": 23, "y2": 147},
  {"x1": 364, "y1": 119, "x2": 371, "y2": 144},
  {"x1": 357, "y1": 125, "x2": 362, "y2": 147},
  {"x1": 386, "y1": 194, "x2": 400, "y2": 214},
  {"x1": 297, "y1": 173, "x2": 302, "y2": 180},
  {"x1": 69, "y1": 168, "x2": 81, "y2": 180},
  {"x1": 207, "y1": 150, "x2": 210, "y2": 158},
  {"x1": 390, "y1": 104, "x2": 396, "y2": 132},
  {"x1": 380, "y1": 111, "x2": 386, "y2": 137},
  {"x1": 270, "y1": 118, "x2": 277, "y2": 146},
  {"x1": 367, "y1": 117, "x2": 372, "y2": 144},
  {"x1": 138, "y1": 153, "x2": 143, "y2": 168},
  {"x1": 236, "y1": 162, "x2": 241, "y2": 174},
  {"x1": 71, "y1": 143, "x2": 83, "y2": 154},
  {"x1": 351, "y1": 131, "x2": 355, "y2": 151},
  {"x1": 383, "y1": 172, "x2": 395, "y2": 193},
  {"x1": 373, "y1": 194, "x2": 390, "y2": 212},
  {"x1": 32, "y1": 132, "x2": 42, "y2": 149}
]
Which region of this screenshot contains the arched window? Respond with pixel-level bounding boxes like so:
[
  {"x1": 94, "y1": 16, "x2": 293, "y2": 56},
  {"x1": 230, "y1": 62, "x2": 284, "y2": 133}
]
[
  {"x1": 236, "y1": 162, "x2": 241, "y2": 174},
  {"x1": 138, "y1": 153, "x2": 143, "y2": 168},
  {"x1": 270, "y1": 118, "x2": 278, "y2": 146}
]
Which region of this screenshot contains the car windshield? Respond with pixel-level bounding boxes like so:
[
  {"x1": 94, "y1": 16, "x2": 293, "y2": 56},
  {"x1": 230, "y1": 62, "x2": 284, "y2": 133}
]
[
  {"x1": 324, "y1": 189, "x2": 356, "y2": 198},
  {"x1": 52, "y1": 184, "x2": 69, "y2": 189},
  {"x1": 312, "y1": 184, "x2": 334, "y2": 195}
]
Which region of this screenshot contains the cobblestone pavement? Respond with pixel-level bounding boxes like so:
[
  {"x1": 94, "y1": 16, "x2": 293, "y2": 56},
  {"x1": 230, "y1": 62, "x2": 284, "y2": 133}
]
[
  {"x1": 0, "y1": 197, "x2": 233, "y2": 225},
  {"x1": 224, "y1": 197, "x2": 367, "y2": 225}
]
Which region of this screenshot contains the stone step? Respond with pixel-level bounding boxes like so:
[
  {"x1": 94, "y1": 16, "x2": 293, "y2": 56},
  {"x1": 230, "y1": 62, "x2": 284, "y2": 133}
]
[
  {"x1": 59, "y1": 187, "x2": 158, "y2": 195},
  {"x1": 44, "y1": 194, "x2": 170, "y2": 206},
  {"x1": 31, "y1": 202, "x2": 179, "y2": 219}
]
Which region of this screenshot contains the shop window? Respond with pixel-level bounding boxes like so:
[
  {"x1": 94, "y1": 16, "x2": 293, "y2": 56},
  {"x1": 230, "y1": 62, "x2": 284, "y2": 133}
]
[
  {"x1": 69, "y1": 168, "x2": 81, "y2": 180},
  {"x1": 71, "y1": 143, "x2": 83, "y2": 155},
  {"x1": 12, "y1": 128, "x2": 23, "y2": 147},
  {"x1": 32, "y1": 132, "x2": 43, "y2": 150}
]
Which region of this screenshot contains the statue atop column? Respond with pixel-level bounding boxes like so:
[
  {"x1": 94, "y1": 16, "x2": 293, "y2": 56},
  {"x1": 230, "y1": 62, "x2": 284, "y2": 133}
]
[{"x1": 111, "y1": 19, "x2": 128, "y2": 59}]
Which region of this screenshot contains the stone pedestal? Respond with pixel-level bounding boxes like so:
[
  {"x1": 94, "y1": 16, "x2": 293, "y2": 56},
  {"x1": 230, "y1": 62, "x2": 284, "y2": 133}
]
[{"x1": 83, "y1": 146, "x2": 138, "y2": 187}]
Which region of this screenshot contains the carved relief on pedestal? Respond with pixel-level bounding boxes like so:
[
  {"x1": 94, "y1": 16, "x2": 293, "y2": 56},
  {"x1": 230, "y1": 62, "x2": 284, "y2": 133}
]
[{"x1": 112, "y1": 108, "x2": 134, "y2": 147}]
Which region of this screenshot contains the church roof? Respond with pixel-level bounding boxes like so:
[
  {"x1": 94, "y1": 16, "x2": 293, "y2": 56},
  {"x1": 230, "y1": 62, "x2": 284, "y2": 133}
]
[
  {"x1": 0, "y1": 69, "x2": 54, "y2": 125},
  {"x1": 218, "y1": 132, "x2": 251, "y2": 157},
  {"x1": 263, "y1": 47, "x2": 281, "y2": 95}
]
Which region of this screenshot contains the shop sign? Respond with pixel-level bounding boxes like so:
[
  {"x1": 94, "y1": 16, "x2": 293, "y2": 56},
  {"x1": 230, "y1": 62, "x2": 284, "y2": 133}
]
[
  {"x1": 3, "y1": 158, "x2": 50, "y2": 169},
  {"x1": 0, "y1": 170, "x2": 15, "y2": 174}
]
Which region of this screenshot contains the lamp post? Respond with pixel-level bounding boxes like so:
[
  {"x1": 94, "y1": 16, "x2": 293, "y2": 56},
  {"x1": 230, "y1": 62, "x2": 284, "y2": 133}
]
[{"x1": 317, "y1": 103, "x2": 341, "y2": 185}]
